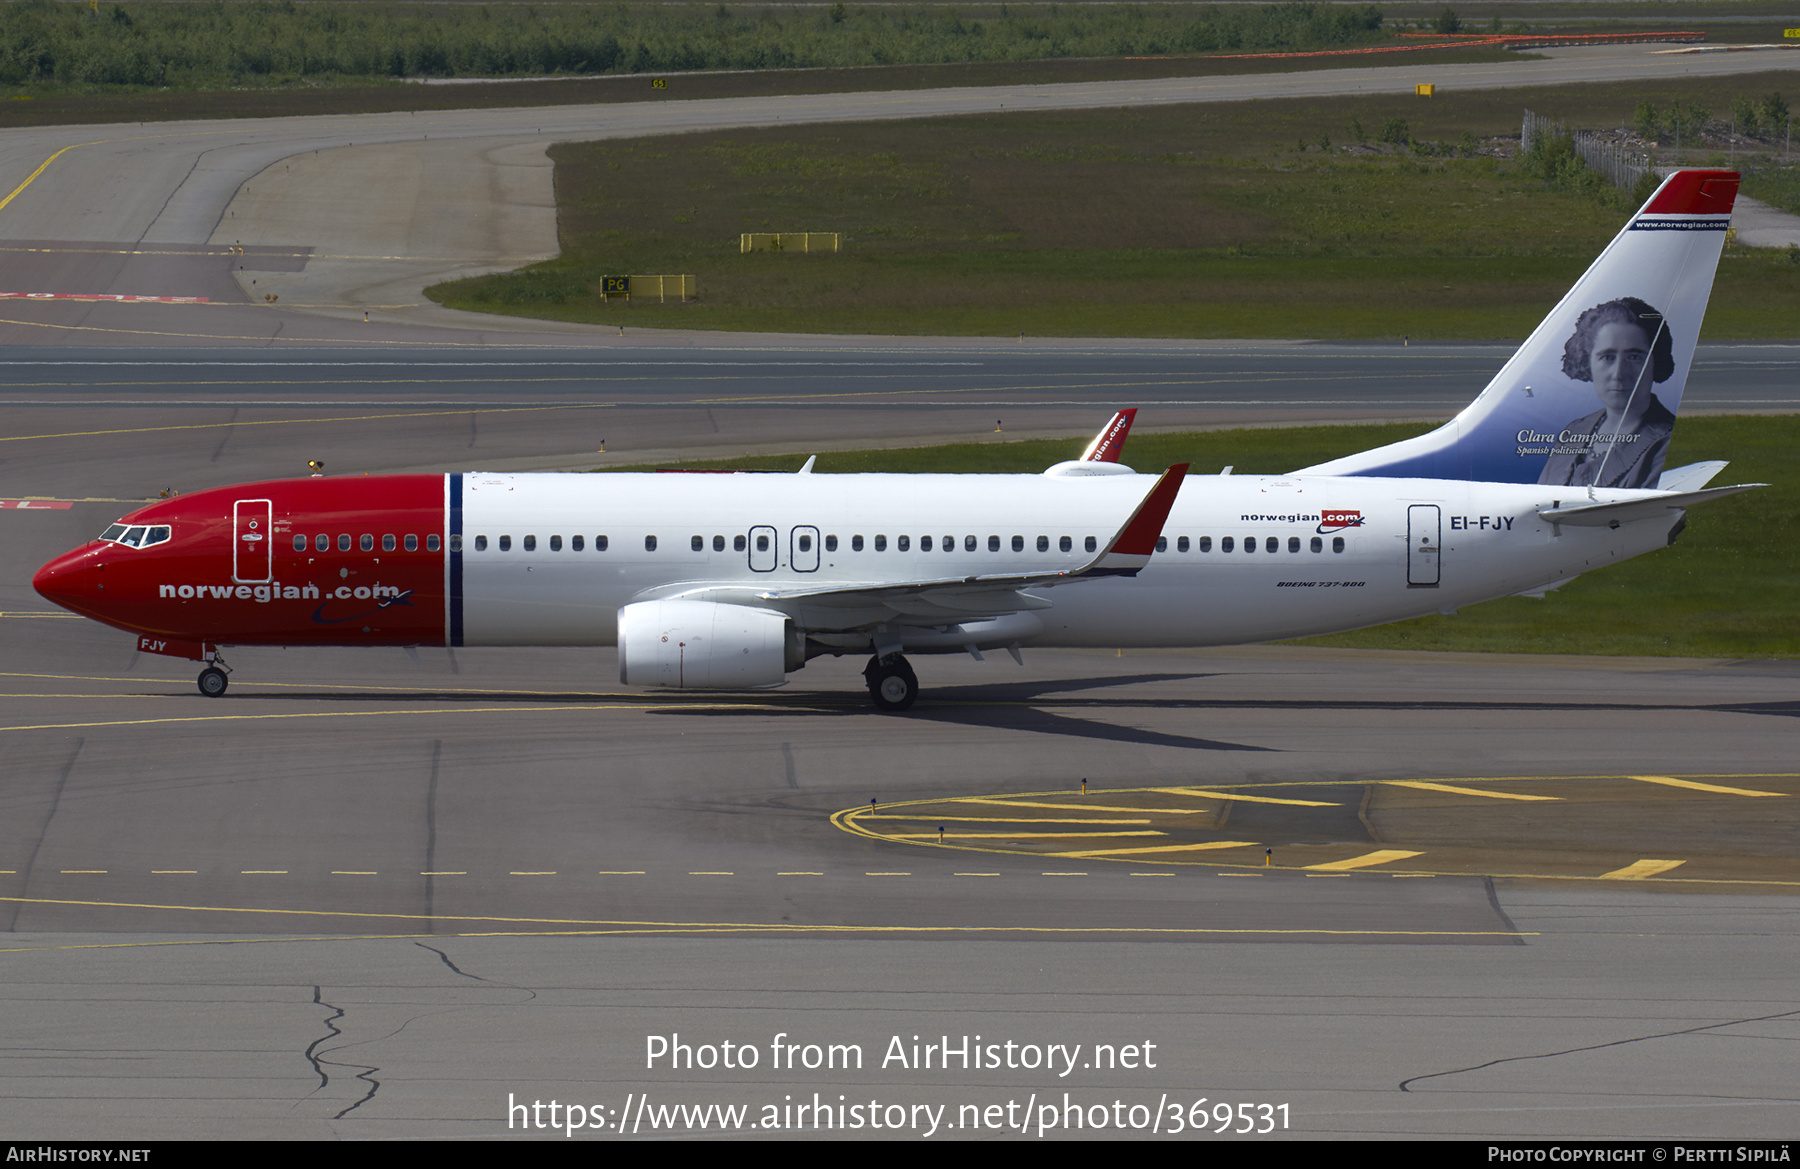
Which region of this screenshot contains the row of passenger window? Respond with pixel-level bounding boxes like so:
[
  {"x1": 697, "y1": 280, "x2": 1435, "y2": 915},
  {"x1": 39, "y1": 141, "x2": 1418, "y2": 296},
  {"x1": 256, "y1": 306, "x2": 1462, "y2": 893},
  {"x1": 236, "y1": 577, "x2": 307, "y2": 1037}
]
[
  {"x1": 295, "y1": 533, "x2": 441, "y2": 552},
  {"x1": 1196, "y1": 535, "x2": 1348, "y2": 554},
  {"x1": 472, "y1": 534, "x2": 608, "y2": 552},
  {"x1": 464, "y1": 534, "x2": 1107, "y2": 553},
  {"x1": 461, "y1": 533, "x2": 1348, "y2": 554}
]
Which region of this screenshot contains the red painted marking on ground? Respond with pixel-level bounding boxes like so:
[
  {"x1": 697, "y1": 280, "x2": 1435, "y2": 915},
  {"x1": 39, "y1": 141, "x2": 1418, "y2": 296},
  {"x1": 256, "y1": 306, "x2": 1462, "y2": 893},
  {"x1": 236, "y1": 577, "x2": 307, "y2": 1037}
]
[{"x1": 0, "y1": 293, "x2": 209, "y2": 303}]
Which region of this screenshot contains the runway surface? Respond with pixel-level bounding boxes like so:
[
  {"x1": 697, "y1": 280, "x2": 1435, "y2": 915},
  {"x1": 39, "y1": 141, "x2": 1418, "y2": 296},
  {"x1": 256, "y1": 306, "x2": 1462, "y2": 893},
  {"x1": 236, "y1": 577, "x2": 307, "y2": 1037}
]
[{"x1": 1, "y1": 49, "x2": 1798, "y2": 1141}]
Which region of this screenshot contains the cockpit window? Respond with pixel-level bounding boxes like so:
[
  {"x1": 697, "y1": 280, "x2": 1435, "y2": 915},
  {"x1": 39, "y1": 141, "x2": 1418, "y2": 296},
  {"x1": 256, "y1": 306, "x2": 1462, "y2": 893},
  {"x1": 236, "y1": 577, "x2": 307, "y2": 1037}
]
[{"x1": 99, "y1": 523, "x2": 172, "y2": 549}]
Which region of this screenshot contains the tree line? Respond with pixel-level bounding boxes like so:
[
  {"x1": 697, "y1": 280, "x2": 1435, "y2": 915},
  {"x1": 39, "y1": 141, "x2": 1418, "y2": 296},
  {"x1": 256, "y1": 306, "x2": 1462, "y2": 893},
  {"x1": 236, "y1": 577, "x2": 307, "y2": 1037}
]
[{"x1": 0, "y1": 1, "x2": 1388, "y2": 89}]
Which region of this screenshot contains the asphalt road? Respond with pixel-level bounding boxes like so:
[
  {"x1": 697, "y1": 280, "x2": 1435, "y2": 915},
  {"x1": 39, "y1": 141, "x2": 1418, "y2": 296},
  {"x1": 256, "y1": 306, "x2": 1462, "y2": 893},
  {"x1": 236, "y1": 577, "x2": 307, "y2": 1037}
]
[{"x1": 1, "y1": 47, "x2": 1797, "y2": 1142}]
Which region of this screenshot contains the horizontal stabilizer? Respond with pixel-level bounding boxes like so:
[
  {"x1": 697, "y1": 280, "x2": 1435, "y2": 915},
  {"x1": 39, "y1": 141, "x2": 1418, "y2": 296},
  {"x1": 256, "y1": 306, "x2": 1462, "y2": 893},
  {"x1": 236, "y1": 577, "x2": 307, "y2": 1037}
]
[{"x1": 1538, "y1": 483, "x2": 1764, "y2": 526}]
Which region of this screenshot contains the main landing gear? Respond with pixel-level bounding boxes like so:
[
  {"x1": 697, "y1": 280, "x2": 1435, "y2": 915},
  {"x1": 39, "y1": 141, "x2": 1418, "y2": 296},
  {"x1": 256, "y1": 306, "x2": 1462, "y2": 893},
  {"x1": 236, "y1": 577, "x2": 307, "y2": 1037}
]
[{"x1": 864, "y1": 653, "x2": 918, "y2": 713}]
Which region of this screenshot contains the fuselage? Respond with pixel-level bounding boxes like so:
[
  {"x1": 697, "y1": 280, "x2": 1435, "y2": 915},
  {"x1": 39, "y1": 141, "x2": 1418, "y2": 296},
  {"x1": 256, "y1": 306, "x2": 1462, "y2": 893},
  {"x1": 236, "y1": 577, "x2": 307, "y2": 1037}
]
[{"x1": 32, "y1": 469, "x2": 1675, "y2": 654}]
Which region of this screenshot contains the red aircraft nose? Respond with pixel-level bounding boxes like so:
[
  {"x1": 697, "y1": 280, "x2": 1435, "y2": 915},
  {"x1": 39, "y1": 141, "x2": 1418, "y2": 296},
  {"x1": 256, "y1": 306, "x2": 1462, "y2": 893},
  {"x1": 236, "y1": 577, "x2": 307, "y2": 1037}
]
[{"x1": 33, "y1": 544, "x2": 107, "y2": 615}]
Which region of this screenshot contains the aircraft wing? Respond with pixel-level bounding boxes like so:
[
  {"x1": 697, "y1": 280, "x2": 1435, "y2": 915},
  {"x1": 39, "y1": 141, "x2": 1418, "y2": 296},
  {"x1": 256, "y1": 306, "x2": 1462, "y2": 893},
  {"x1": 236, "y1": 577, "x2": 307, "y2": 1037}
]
[{"x1": 661, "y1": 464, "x2": 1189, "y2": 624}]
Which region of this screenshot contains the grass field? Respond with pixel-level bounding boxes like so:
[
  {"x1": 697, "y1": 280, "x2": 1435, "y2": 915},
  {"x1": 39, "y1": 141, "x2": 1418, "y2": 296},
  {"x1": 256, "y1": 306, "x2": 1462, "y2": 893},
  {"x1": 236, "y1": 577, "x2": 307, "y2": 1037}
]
[
  {"x1": 428, "y1": 71, "x2": 1800, "y2": 340},
  {"x1": 605, "y1": 415, "x2": 1798, "y2": 660}
]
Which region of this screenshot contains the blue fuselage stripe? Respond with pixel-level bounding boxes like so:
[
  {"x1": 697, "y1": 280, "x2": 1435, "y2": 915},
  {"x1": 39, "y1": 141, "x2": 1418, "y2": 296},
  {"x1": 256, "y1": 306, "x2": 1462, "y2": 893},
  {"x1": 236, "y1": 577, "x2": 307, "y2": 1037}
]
[{"x1": 448, "y1": 472, "x2": 464, "y2": 647}]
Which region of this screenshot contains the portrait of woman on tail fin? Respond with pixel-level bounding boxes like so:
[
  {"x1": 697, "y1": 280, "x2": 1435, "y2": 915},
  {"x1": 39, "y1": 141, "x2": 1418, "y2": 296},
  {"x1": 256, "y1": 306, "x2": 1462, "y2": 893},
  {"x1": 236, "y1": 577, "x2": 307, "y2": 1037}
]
[{"x1": 1538, "y1": 297, "x2": 1677, "y2": 490}]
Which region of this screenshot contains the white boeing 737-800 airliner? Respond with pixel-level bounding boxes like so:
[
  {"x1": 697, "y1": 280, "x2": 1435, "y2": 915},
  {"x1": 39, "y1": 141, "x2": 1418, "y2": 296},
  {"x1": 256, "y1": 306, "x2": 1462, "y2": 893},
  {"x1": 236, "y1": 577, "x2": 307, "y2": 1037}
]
[{"x1": 33, "y1": 171, "x2": 1762, "y2": 710}]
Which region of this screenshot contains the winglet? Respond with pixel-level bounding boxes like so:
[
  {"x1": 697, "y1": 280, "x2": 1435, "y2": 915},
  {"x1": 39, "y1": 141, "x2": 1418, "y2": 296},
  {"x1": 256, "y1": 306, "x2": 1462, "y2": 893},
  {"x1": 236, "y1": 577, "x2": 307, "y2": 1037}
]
[
  {"x1": 1084, "y1": 463, "x2": 1188, "y2": 575},
  {"x1": 1081, "y1": 409, "x2": 1138, "y2": 462}
]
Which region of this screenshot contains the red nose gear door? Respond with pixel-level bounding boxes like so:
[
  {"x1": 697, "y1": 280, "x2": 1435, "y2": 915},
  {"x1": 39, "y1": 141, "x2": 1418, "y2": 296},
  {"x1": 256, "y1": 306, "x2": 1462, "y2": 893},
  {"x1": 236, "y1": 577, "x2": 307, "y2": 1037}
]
[{"x1": 233, "y1": 499, "x2": 273, "y2": 583}]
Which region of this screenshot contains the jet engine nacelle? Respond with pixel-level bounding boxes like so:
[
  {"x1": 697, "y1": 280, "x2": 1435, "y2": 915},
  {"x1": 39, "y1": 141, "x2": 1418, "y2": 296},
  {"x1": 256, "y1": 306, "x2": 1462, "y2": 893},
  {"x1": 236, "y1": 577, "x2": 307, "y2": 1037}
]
[{"x1": 617, "y1": 600, "x2": 802, "y2": 688}]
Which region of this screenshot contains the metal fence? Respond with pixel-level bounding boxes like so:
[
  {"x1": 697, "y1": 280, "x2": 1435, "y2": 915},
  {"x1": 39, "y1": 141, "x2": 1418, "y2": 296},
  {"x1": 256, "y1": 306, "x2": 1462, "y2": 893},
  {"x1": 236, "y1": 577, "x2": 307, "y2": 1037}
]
[{"x1": 1522, "y1": 109, "x2": 1653, "y2": 193}]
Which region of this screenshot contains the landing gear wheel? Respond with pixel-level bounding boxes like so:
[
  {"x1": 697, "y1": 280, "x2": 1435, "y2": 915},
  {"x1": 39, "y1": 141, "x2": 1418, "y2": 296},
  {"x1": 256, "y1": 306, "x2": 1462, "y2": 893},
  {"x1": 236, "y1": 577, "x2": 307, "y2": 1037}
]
[
  {"x1": 864, "y1": 654, "x2": 918, "y2": 713},
  {"x1": 197, "y1": 666, "x2": 229, "y2": 698}
]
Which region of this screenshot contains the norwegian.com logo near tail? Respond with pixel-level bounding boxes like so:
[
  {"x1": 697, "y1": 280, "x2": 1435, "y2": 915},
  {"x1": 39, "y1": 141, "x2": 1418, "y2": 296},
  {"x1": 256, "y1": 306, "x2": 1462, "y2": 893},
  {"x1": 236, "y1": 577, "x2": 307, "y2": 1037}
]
[{"x1": 1297, "y1": 171, "x2": 1738, "y2": 490}]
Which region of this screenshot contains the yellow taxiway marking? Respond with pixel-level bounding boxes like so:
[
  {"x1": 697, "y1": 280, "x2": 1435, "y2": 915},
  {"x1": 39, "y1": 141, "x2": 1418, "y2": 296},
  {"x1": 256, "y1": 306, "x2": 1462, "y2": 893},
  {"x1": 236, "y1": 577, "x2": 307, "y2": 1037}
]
[
  {"x1": 778, "y1": 872, "x2": 822, "y2": 876},
  {"x1": 152, "y1": 870, "x2": 197, "y2": 875},
  {"x1": 689, "y1": 871, "x2": 734, "y2": 876},
  {"x1": 1600, "y1": 859, "x2": 1687, "y2": 880},
  {"x1": 890, "y1": 831, "x2": 1164, "y2": 840},
  {"x1": 1383, "y1": 780, "x2": 1560, "y2": 802},
  {"x1": 420, "y1": 871, "x2": 465, "y2": 876},
  {"x1": 0, "y1": 701, "x2": 774, "y2": 734},
  {"x1": 865, "y1": 815, "x2": 1153, "y2": 824},
  {"x1": 0, "y1": 916, "x2": 1533, "y2": 949},
  {"x1": 1129, "y1": 872, "x2": 1174, "y2": 877},
  {"x1": 598, "y1": 871, "x2": 646, "y2": 875},
  {"x1": 0, "y1": 143, "x2": 97, "y2": 214},
  {"x1": 509, "y1": 871, "x2": 556, "y2": 876},
  {"x1": 1041, "y1": 872, "x2": 1087, "y2": 876},
  {"x1": 1305, "y1": 850, "x2": 1426, "y2": 871},
  {"x1": 59, "y1": 870, "x2": 106, "y2": 874},
  {"x1": 1053, "y1": 841, "x2": 1260, "y2": 859},
  {"x1": 1155, "y1": 787, "x2": 1339, "y2": 807},
  {"x1": 865, "y1": 872, "x2": 910, "y2": 876},
  {"x1": 954, "y1": 798, "x2": 1208, "y2": 815},
  {"x1": 956, "y1": 873, "x2": 1000, "y2": 877},
  {"x1": 240, "y1": 870, "x2": 286, "y2": 875},
  {"x1": 332, "y1": 871, "x2": 377, "y2": 876},
  {"x1": 1630, "y1": 775, "x2": 1787, "y2": 798}
]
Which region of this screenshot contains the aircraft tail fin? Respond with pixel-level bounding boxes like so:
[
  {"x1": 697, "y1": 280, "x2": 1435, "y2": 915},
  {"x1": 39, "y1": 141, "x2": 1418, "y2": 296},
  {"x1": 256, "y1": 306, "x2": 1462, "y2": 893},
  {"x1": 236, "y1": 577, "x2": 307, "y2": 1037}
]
[
  {"x1": 1081, "y1": 409, "x2": 1138, "y2": 462},
  {"x1": 1296, "y1": 170, "x2": 1738, "y2": 489}
]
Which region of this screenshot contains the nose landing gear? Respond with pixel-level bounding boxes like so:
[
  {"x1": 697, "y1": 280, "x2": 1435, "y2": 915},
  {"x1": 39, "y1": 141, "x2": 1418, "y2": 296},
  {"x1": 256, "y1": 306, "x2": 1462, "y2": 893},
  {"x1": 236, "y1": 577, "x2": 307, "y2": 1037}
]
[
  {"x1": 864, "y1": 653, "x2": 918, "y2": 712},
  {"x1": 197, "y1": 652, "x2": 231, "y2": 698}
]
